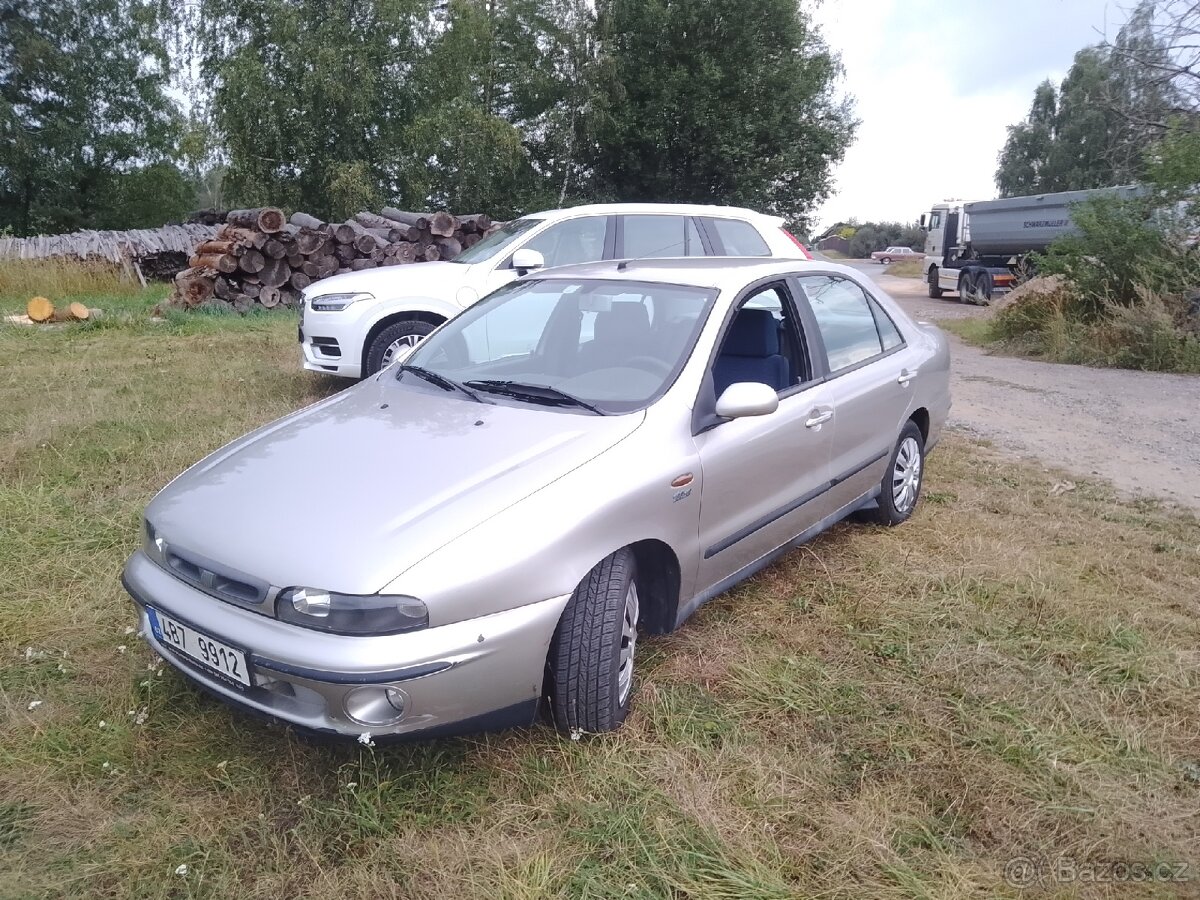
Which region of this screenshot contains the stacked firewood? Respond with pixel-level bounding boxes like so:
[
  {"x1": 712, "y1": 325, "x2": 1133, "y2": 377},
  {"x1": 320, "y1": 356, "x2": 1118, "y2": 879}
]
[{"x1": 164, "y1": 207, "x2": 496, "y2": 313}]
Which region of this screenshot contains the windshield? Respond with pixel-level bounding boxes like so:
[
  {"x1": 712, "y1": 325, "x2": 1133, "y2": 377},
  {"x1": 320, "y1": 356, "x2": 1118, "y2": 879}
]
[
  {"x1": 449, "y1": 218, "x2": 541, "y2": 264},
  {"x1": 403, "y1": 278, "x2": 718, "y2": 413}
]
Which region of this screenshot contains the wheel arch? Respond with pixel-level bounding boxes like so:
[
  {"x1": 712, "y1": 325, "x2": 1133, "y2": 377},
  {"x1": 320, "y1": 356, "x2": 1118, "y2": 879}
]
[
  {"x1": 908, "y1": 407, "x2": 930, "y2": 444},
  {"x1": 628, "y1": 539, "x2": 683, "y2": 636}
]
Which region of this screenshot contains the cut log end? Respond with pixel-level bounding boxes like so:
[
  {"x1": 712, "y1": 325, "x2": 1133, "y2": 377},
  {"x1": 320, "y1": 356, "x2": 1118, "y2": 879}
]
[{"x1": 27, "y1": 296, "x2": 54, "y2": 322}]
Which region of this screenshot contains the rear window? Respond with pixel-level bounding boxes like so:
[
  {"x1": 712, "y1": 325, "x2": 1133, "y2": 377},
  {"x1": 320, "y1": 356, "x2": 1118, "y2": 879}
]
[
  {"x1": 621, "y1": 215, "x2": 704, "y2": 258},
  {"x1": 708, "y1": 218, "x2": 770, "y2": 256}
]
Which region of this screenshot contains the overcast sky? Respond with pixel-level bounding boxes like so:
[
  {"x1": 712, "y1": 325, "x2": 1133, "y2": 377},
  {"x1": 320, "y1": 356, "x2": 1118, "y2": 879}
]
[{"x1": 809, "y1": 0, "x2": 1123, "y2": 232}]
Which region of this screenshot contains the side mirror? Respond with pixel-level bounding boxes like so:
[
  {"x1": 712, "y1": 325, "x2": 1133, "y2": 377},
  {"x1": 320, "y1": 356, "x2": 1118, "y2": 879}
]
[
  {"x1": 511, "y1": 249, "x2": 545, "y2": 275},
  {"x1": 919, "y1": 214, "x2": 926, "y2": 229},
  {"x1": 714, "y1": 382, "x2": 779, "y2": 419}
]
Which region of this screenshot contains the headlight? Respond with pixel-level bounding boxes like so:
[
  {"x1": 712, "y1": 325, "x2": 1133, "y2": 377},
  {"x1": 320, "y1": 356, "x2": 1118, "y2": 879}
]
[
  {"x1": 309, "y1": 291, "x2": 373, "y2": 312},
  {"x1": 143, "y1": 519, "x2": 168, "y2": 566},
  {"x1": 276, "y1": 587, "x2": 428, "y2": 635}
]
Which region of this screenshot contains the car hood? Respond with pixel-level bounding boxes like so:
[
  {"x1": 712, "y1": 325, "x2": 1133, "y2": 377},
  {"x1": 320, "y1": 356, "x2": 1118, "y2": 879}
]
[
  {"x1": 301, "y1": 261, "x2": 467, "y2": 301},
  {"x1": 146, "y1": 381, "x2": 643, "y2": 595}
]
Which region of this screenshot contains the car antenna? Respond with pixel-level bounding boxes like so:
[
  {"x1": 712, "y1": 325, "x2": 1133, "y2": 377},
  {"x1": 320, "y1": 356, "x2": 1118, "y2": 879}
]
[{"x1": 616, "y1": 240, "x2": 692, "y2": 271}]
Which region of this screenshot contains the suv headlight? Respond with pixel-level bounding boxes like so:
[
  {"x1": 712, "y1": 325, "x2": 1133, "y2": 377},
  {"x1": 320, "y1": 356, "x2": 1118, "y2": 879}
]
[
  {"x1": 276, "y1": 587, "x2": 428, "y2": 635},
  {"x1": 309, "y1": 291, "x2": 373, "y2": 312}
]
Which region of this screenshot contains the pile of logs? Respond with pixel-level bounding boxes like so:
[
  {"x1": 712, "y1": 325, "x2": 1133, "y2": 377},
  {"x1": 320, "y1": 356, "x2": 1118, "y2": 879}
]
[{"x1": 165, "y1": 207, "x2": 497, "y2": 313}]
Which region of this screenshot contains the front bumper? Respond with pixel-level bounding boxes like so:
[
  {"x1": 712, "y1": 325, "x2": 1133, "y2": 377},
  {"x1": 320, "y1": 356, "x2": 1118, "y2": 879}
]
[
  {"x1": 121, "y1": 551, "x2": 571, "y2": 739},
  {"x1": 299, "y1": 301, "x2": 366, "y2": 379}
]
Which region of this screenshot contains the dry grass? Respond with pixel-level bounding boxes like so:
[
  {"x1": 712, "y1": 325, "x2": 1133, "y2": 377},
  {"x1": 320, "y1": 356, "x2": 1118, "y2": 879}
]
[
  {"x1": 885, "y1": 260, "x2": 924, "y2": 279},
  {"x1": 2, "y1": 313, "x2": 1199, "y2": 898},
  {"x1": 0, "y1": 257, "x2": 167, "y2": 318}
]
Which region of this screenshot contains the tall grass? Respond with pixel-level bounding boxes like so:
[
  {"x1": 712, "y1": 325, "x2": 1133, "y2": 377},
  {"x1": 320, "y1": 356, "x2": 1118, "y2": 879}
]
[{"x1": 0, "y1": 257, "x2": 170, "y2": 316}]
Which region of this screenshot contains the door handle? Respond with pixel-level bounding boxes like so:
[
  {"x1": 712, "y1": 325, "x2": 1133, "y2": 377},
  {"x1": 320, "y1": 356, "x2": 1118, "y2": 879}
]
[
  {"x1": 897, "y1": 369, "x2": 916, "y2": 386},
  {"x1": 805, "y1": 409, "x2": 833, "y2": 428}
]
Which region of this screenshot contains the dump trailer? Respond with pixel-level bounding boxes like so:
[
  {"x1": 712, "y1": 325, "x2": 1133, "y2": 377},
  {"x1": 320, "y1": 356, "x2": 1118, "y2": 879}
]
[{"x1": 920, "y1": 185, "x2": 1142, "y2": 302}]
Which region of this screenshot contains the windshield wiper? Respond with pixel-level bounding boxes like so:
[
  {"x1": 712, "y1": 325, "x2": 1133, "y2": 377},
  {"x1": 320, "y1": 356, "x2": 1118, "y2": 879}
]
[
  {"x1": 463, "y1": 380, "x2": 606, "y2": 415},
  {"x1": 396, "y1": 365, "x2": 485, "y2": 403}
]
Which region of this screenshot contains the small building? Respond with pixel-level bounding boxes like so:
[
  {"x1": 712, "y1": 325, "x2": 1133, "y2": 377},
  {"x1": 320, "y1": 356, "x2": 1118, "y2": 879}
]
[{"x1": 816, "y1": 235, "x2": 850, "y2": 255}]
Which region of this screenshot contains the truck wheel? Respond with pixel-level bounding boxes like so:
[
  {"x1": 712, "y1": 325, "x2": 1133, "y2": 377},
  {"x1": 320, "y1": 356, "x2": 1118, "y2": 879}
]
[
  {"x1": 958, "y1": 273, "x2": 975, "y2": 303},
  {"x1": 927, "y1": 267, "x2": 943, "y2": 298},
  {"x1": 548, "y1": 548, "x2": 640, "y2": 734},
  {"x1": 364, "y1": 319, "x2": 437, "y2": 376},
  {"x1": 975, "y1": 271, "x2": 993, "y2": 305}
]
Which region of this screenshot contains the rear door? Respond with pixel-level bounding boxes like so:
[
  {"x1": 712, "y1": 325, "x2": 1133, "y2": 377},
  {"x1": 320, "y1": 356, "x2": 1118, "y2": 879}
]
[{"x1": 791, "y1": 274, "x2": 918, "y2": 511}]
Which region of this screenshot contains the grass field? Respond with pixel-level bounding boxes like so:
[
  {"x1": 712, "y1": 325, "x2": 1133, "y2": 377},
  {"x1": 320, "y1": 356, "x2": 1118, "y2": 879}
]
[{"x1": 2, "y1": 306, "x2": 1199, "y2": 898}]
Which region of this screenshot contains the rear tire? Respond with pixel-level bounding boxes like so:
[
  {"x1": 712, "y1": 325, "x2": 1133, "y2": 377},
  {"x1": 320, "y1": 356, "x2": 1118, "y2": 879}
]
[
  {"x1": 927, "y1": 267, "x2": 943, "y2": 298},
  {"x1": 958, "y1": 272, "x2": 975, "y2": 304},
  {"x1": 548, "y1": 548, "x2": 640, "y2": 734},
  {"x1": 863, "y1": 421, "x2": 925, "y2": 526}
]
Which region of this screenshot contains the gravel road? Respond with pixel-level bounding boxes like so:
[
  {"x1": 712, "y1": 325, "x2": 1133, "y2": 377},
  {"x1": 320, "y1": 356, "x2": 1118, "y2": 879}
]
[{"x1": 834, "y1": 258, "x2": 1200, "y2": 510}]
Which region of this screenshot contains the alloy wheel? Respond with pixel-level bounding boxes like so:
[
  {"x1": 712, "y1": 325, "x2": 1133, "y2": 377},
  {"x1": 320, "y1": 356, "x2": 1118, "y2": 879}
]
[
  {"x1": 892, "y1": 436, "x2": 923, "y2": 513},
  {"x1": 617, "y1": 582, "x2": 639, "y2": 706},
  {"x1": 380, "y1": 333, "x2": 425, "y2": 368}
]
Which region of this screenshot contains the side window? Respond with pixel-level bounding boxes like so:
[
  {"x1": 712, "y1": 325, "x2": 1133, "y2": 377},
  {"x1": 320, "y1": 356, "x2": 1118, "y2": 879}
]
[
  {"x1": 711, "y1": 282, "x2": 809, "y2": 397},
  {"x1": 621, "y1": 215, "x2": 701, "y2": 257},
  {"x1": 929, "y1": 213, "x2": 942, "y2": 229},
  {"x1": 870, "y1": 297, "x2": 904, "y2": 351},
  {"x1": 798, "y1": 276, "x2": 886, "y2": 372},
  {"x1": 708, "y1": 218, "x2": 770, "y2": 256},
  {"x1": 520, "y1": 217, "x2": 607, "y2": 268}
]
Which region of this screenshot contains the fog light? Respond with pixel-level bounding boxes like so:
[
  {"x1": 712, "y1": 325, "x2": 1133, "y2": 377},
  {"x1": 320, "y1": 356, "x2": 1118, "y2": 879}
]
[{"x1": 344, "y1": 685, "x2": 407, "y2": 726}]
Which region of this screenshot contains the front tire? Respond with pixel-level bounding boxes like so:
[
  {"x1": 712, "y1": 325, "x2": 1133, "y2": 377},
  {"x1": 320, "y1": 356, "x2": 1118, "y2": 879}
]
[
  {"x1": 548, "y1": 548, "x2": 640, "y2": 734},
  {"x1": 364, "y1": 319, "x2": 437, "y2": 377},
  {"x1": 864, "y1": 421, "x2": 925, "y2": 526},
  {"x1": 927, "y1": 267, "x2": 943, "y2": 298}
]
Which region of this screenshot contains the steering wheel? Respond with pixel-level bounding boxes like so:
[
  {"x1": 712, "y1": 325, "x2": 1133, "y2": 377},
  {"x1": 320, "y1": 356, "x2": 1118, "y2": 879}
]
[{"x1": 625, "y1": 355, "x2": 672, "y2": 376}]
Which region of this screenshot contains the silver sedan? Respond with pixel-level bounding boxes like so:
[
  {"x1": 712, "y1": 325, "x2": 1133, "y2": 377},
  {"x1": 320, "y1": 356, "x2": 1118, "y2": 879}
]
[{"x1": 121, "y1": 258, "x2": 950, "y2": 740}]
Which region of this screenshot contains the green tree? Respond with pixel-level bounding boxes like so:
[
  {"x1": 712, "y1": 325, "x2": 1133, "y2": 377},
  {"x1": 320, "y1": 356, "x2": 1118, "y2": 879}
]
[
  {"x1": 996, "y1": 80, "x2": 1058, "y2": 197},
  {"x1": 0, "y1": 0, "x2": 185, "y2": 235},
  {"x1": 194, "y1": 0, "x2": 425, "y2": 219},
  {"x1": 585, "y1": 0, "x2": 855, "y2": 230},
  {"x1": 995, "y1": 2, "x2": 1183, "y2": 197}
]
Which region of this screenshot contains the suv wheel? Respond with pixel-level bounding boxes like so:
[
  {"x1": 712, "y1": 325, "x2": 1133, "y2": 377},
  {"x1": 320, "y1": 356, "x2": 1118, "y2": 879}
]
[
  {"x1": 548, "y1": 548, "x2": 640, "y2": 734},
  {"x1": 364, "y1": 319, "x2": 437, "y2": 376}
]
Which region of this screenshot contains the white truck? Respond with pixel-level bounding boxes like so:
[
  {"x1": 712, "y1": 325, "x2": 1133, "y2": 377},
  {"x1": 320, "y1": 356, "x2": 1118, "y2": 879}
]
[{"x1": 921, "y1": 186, "x2": 1142, "y2": 303}]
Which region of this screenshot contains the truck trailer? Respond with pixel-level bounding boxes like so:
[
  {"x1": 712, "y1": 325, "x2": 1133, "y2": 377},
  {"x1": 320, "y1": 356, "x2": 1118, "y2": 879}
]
[{"x1": 921, "y1": 185, "x2": 1142, "y2": 303}]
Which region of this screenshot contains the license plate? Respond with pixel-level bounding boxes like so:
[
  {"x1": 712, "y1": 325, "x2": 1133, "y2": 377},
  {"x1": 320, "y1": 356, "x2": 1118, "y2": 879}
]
[{"x1": 147, "y1": 607, "x2": 251, "y2": 688}]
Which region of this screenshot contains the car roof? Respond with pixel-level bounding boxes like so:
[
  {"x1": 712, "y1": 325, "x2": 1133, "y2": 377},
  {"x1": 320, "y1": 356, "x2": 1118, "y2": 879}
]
[
  {"x1": 530, "y1": 256, "x2": 857, "y2": 291},
  {"x1": 524, "y1": 202, "x2": 784, "y2": 224}
]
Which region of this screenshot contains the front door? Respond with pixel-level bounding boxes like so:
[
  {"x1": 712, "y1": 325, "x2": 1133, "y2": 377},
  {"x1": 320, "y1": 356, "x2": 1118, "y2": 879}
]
[{"x1": 693, "y1": 281, "x2": 839, "y2": 593}]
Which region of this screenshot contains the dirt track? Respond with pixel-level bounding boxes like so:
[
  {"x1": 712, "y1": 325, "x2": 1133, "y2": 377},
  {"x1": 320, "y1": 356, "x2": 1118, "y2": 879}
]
[{"x1": 840, "y1": 260, "x2": 1200, "y2": 511}]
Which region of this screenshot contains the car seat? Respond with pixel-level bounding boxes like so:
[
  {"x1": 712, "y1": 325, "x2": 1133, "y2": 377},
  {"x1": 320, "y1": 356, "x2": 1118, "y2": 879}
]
[
  {"x1": 576, "y1": 302, "x2": 651, "y2": 370},
  {"x1": 713, "y1": 308, "x2": 790, "y2": 396}
]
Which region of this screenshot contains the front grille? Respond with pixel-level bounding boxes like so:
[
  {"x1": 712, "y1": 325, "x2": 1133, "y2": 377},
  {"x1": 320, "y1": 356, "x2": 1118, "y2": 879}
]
[
  {"x1": 310, "y1": 336, "x2": 341, "y2": 359},
  {"x1": 162, "y1": 546, "x2": 269, "y2": 609}
]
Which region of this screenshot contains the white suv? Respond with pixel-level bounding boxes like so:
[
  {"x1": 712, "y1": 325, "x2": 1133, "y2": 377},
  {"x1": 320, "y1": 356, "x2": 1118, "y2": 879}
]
[{"x1": 299, "y1": 203, "x2": 811, "y2": 378}]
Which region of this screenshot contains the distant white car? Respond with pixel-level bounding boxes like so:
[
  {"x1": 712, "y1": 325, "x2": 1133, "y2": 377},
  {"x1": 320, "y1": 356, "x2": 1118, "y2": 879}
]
[
  {"x1": 870, "y1": 246, "x2": 923, "y2": 264},
  {"x1": 299, "y1": 203, "x2": 813, "y2": 378}
]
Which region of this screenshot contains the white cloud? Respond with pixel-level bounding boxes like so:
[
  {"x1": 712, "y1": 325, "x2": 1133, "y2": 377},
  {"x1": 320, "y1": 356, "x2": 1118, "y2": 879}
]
[{"x1": 809, "y1": 0, "x2": 1120, "y2": 232}]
